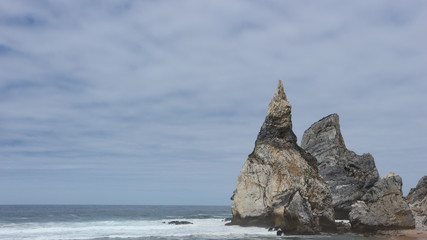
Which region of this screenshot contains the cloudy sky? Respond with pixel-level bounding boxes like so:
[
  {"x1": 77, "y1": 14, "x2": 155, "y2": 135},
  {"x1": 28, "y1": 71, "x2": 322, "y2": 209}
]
[{"x1": 0, "y1": 0, "x2": 426, "y2": 205}]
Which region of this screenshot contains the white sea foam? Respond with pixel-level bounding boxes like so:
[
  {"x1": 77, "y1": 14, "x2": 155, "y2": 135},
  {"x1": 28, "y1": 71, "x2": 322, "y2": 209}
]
[{"x1": 0, "y1": 218, "x2": 275, "y2": 240}]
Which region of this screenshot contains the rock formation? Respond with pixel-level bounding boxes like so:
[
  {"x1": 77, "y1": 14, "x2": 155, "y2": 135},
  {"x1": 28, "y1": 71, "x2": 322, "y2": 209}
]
[
  {"x1": 301, "y1": 114, "x2": 379, "y2": 219},
  {"x1": 349, "y1": 173, "x2": 415, "y2": 231},
  {"x1": 407, "y1": 176, "x2": 427, "y2": 228},
  {"x1": 231, "y1": 81, "x2": 335, "y2": 234}
]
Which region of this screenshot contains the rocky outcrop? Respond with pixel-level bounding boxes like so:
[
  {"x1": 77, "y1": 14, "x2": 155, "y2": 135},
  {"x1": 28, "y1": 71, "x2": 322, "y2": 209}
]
[
  {"x1": 407, "y1": 176, "x2": 427, "y2": 228},
  {"x1": 231, "y1": 81, "x2": 335, "y2": 234},
  {"x1": 349, "y1": 173, "x2": 415, "y2": 232},
  {"x1": 301, "y1": 114, "x2": 379, "y2": 219}
]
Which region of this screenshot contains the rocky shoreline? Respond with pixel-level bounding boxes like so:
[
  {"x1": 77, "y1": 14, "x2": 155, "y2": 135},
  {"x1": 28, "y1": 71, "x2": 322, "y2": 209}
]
[{"x1": 229, "y1": 81, "x2": 426, "y2": 236}]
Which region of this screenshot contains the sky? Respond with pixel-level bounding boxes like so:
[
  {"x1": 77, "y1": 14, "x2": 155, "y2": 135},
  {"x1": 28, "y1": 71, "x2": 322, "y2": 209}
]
[{"x1": 0, "y1": 0, "x2": 426, "y2": 205}]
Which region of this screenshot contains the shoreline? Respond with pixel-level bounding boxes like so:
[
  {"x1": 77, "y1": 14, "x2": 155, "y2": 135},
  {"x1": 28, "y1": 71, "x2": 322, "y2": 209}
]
[{"x1": 377, "y1": 228, "x2": 427, "y2": 240}]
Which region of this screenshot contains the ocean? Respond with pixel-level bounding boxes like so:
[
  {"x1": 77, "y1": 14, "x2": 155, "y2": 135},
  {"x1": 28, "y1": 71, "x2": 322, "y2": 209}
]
[{"x1": 0, "y1": 205, "x2": 382, "y2": 240}]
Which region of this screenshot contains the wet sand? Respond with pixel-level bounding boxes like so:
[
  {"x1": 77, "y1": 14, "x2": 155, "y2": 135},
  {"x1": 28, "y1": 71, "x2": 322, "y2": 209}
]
[{"x1": 378, "y1": 228, "x2": 427, "y2": 240}]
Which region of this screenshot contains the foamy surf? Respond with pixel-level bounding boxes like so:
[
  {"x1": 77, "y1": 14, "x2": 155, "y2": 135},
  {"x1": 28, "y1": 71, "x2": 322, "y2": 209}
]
[
  {"x1": 0, "y1": 205, "x2": 377, "y2": 240},
  {"x1": 0, "y1": 218, "x2": 277, "y2": 240}
]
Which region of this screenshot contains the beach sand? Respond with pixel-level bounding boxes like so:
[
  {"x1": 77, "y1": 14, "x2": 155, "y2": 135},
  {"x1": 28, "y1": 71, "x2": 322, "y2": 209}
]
[{"x1": 378, "y1": 228, "x2": 427, "y2": 240}]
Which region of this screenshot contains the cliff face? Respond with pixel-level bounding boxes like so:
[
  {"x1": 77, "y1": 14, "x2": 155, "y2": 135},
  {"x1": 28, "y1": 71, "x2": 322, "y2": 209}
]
[
  {"x1": 231, "y1": 81, "x2": 335, "y2": 234},
  {"x1": 301, "y1": 114, "x2": 379, "y2": 219}
]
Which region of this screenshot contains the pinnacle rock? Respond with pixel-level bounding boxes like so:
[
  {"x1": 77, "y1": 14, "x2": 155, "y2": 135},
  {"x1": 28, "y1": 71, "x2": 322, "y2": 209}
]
[{"x1": 231, "y1": 81, "x2": 335, "y2": 234}]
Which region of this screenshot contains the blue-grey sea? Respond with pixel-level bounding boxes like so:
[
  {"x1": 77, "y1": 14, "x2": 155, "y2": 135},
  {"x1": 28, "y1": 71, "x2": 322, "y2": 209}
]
[{"x1": 0, "y1": 205, "x2": 385, "y2": 240}]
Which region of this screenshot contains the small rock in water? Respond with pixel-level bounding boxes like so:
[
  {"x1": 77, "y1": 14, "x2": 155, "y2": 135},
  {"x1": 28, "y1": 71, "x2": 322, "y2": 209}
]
[{"x1": 167, "y1": 221, "x2": 193, "y2": 225}]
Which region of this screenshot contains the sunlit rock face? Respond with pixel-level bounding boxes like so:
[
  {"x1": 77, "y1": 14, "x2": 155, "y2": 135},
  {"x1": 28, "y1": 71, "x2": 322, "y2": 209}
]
[
  {"x1": 301, "y1": 114, "x2": 379, "y2": 219},
  {"x1": 231, "y1": 81, "x2": 335, "y2": 234}
]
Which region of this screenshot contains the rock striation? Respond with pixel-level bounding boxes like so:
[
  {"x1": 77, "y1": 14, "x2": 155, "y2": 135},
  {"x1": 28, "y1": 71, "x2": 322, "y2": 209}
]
[
  {"x1": 231, "y1": 81, "x2": 335, "y2": 234},
  {"x1": 407, "y1": 176, "x2": 427, "y2": 228},
  {"x1": 349, "y1": 173, "x2": 415, "y2": 231},
  {"x1": 301, "y1": 114, "x2": 379, "y2": 219}
]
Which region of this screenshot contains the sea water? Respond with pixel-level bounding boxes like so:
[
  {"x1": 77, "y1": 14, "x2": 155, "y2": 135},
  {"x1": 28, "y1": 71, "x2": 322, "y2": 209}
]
[{"x1": 0, "y1": 205, "x2": 381, "y2": 240}]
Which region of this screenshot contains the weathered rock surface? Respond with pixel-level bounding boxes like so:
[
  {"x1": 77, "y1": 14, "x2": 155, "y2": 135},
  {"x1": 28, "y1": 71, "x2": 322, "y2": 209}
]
[
  {"x1": 349, "y1": 173, "x2": 415, "y2": 231},
  {"x1": 282, "y1": 190, "x2": 316, "y2": 234},
  {"x1": 407, "y1": 176, "x2": 427, "y2": 228},
  {"x1": 301, "y1": 114, "x2": 379, "y2": 219},
  {"x1": 231, "y1": 81, "x2": 335, "y2": 234}
]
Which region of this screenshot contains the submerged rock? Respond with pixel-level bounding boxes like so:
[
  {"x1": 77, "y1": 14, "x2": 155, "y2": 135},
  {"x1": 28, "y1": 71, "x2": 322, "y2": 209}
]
[
  {"x1": 231, "y1": 81, "x2": 335, "y2": 234},
  {"x1": 167, "y1": 221, "x2": 193, "y2": 225},
  {"x1": 349, "y1": 173, "x2": 415, "y2": 232},
  {"x1": 301, "y1": 114, "x2": 379, "y2": 219},
  {"x1": 407, "y1": 176, "x2": 427, "y2": 228}
]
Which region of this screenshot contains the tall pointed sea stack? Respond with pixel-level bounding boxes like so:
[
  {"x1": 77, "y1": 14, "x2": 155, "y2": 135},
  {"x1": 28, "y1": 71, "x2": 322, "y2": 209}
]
[{"x1": 231, "y1": 81, "x2": 335, "y2": 234}]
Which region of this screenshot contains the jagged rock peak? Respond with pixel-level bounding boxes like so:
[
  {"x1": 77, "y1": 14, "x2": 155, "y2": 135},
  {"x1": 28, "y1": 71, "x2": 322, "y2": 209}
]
[
  {"x1": 302, "y1": 113, "x2": 346, "y2": 150},
  {"x1": 256, "y1": 80, "x2": 297, "y2": 148},
  {"x1": 301, "y1": 113, "x2": 379, "y2": 219},
  {"x1": 268, "y1": 80, "x2": 289, "y2": 114},
  {"x1": 266, "y1": 80, "x2": 291, "y2": 125}
]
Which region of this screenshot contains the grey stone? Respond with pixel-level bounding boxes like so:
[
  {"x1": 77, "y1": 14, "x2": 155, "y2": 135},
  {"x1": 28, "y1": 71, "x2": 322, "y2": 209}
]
[
  {"x1": 282, "y1": 191, "x2": 316, "y2": 234},
  {"x1": 301, "y1": 114, "x2": 379, "y2": 219},
  {"x1": 335, "y1": 220, "x2": 351, "y2": 233},
  {"x1": 407, "y1": 176, "x2": 427, "y2": 228},
  {"x1": 231, "y1": 81, "x2": 335, "y2": 234},
  {"x1": 349, "y1": 173, "x2": 415, "y2": 231},
  {"x1": 167, "y1": 221, "x2": 193, "y2": 225}
]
